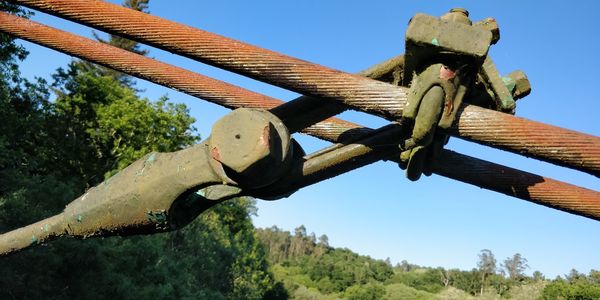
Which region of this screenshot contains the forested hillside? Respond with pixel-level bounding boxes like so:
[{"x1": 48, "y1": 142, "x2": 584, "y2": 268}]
[{"x1": 257, "y1": 226, "x2": 600, "y2": 300}]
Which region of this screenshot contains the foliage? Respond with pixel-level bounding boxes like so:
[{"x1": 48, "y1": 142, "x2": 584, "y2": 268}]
[
  {"x1": 507, "y1": 281, "x2": 546, "y2": 300},
  {"x1": 383, "y1": 283, "x2": 436, "y2": 300},
  {"x1": 477, "y1": 249, "x2": 497, "y2": 295},
  {"x1": 447, "y1": 269, "x2": 482, "y2": 296},
  {"x1": 541, "y1": 270, "x2": 600, "y2": 300},
  {"x1": 51, "y1": 63, "x2": 198, "y2": 181},
  {"x1": 386, "y1": 267, "x2": 446, "y2": 293},
  {"x1": 89, "y1": 0, "x2": 150, "y2": 86},
  {"x1": 343, "y1": 282, "x2": 386, "y2": 300},
  {"x1": 0, "y1": 2, "x2": 282, "y2": 299},
  {"x1": 502, "y1": 253, "x2": 529, "y2": 282},
  {"x1": 292, "y1": 285, "x2": 340, "y2": 300},
  {"x1": 256, "y1": 226, "x2": 597, "y2": 299},
  {"x1": 257, "y1": 225, "x2": 394, "y2": 297}
]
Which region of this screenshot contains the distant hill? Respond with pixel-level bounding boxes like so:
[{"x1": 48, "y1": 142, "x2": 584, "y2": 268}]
[{"x1": 256, "y1": 225, "x2": 599, "y2": 299}]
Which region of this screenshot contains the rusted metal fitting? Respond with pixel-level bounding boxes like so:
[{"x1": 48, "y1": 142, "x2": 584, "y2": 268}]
[
  {"x1": 400, "y1": 9, "x2": 493, "y2": 180},
  {"x1": 504, "y1": 70, "x2": 531, "y2": 100},
  {"x1": 474, "y1": 17, "x2": 500, "y2": 44},
  {"x1": 466, "y1": 69, "x2": 531, "y2": 110},
  {"x1": 208, "y1": 108, "x2": 293, "y2": 189},
  {"x1": 441, "y1": 8, "x2": 472, "y2": 25},
  {"x1": 479, "y1": 57, "x2": 517, "y2": 113},
  {"x1": 403, "y1": 9, "x2": 492, "y2": 85}
]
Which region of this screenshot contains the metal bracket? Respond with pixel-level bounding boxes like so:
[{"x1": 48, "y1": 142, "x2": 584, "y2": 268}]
[
  {"x1": 398, "y1": 8, "x2": 531, "y2": 181},
  {"x1": 0, "y1": 107, "x2": 303, "y2": 255}
]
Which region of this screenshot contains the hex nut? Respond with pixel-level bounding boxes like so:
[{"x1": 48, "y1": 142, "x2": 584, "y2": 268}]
[
  {"x1": 208, "y1": 108, "x2": 291, "y2": 188},
  {"x1": 441, "y1": 8, "x2": 472, "y2": 25},
  {"x1": 507, "y1": 70, "x2": 531, "y2": 100},
  {"x1": 474, "y1": 17, "x2": 500, "y2": 44}
]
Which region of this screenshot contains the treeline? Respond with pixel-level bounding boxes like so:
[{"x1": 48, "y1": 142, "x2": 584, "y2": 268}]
[
  {"x1": 0, "y1": 2, "x2": 285, "y2": 299},
  {"x1": 257, "y1": 225, "x2": 393, "y2": 298},
  {"x1": 257, "y1": 225, "x2": 600, "y2": 299},
  {"x1": 542, "y1": 269, "x2": 600, "y2": 299}
]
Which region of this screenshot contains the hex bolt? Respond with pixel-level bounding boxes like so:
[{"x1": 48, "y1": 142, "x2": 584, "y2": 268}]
[
  {"x1": 208, "y1": 108, "x2": 291, "y2": 189},
  {"x1": 474, "y1": 17, "x2": 500, "y2": 44},
  {"x1": 506, "y1": 70, "x2": 531, "y2": 100},
  {"x1": 441, "y1": 8, "x2": 472, "y2": 25}
]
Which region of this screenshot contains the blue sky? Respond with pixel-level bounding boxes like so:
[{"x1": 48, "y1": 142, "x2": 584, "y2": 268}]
[{"x1": 13, "y1": 1, "x2": 599, "y2": 278}]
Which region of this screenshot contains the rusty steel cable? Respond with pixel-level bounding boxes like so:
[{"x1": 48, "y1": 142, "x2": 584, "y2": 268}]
[
  {"x1": 0, "y1": 12, "x2": 599, "y2": 222},
  {"x1": 269, "y1": 55, "x2": 405, "y2": 133},
  {"x1": 9, "y1": 0, "x2": 600, "y2": 177},
  {"x1": 258, "y1": 124, "x2": 600, "y2": 222},
  {"x1": 0, "y1": 11, "x2": 364, "y2": 143},
  {"x1": 3, "y1": 125, "x2": 600, "y2": 258}
]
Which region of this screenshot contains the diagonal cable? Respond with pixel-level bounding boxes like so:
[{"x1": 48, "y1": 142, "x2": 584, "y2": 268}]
[
  {"x1": 8, "y1": 0, "x2": 600, "y2": 177},
  {"x1": 0, "y1": 11, "x2": 598, "y2": 221}
]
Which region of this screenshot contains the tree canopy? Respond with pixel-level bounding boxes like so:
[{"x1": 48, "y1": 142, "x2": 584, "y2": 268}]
[{"x1": 0, "y1": 2, "x2": 282, "y2": 299}]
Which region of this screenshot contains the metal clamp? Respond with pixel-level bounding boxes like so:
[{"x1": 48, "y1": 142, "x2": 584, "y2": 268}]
[{"x1": 399, "y1": 8, "x2": 531, "y2": 181}]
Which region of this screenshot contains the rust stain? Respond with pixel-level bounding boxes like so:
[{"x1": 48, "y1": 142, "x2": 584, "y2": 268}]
[
  {"x1": 7, "y1": 0, "x2": 599, "y2": 176},
  {"x1": 0, "y1": 2, "x2": 596, "y2": 246}
]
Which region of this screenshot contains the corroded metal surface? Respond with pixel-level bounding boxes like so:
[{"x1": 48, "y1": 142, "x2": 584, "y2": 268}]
[
  {"x1": 7, "y1": 0, "x2": 406, "y2": 119},
  {"x1": 0, "y1": 9, "x2": 598, "y2": 229},
  {"x1": 9, "y1": 0, "x2": 600, "y2": 176},
  {"x1": 0, "y1": 143, "x2": 225, "y2": 256},
  {"x1": 209, "y1": 108, "x2": 293, "y2": 189},
  {"x1": 505, "y1": 70, "x2": 531, "y2": 100},
  {"x1": 454, "y1": 105, "x2": 600, "y2": 175},
  {"x1": 0, "y1": 11, "x2": 359, "y2": 143},
  {"x1": 0, "y1": 107, "x2": 295, "y2": 256},
  {"x1": 479, "y1": 56, "x2": 516, "y2": 112},
  {"x1": 256, "y1": 124, "x2": 600, "y2": 222},
  {"x1": 436, "y1": 150, "x2": 600, "y2": 221}
]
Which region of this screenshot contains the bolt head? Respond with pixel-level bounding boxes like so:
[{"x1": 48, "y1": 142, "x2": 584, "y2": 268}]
[
  {"x1": 507, "y1": 70, "x2": 531, "y2": 100},
  {"x1": 208, "y1": 108, "x2": 291, "y2": 188},
  {"x1": 474, "y1": 18, "x2": 500, "y2": 44},
  {"x1": 210, "y1": 108, "x2": 278, "y2": 174},
  {"x1": 441, "y1": 8, "x2": 472, "y2": 25}
]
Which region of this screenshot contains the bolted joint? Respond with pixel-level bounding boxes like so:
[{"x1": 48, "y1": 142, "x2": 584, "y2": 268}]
[{"x1": 208, "y1": 108, "x2": 292, "y2": 189}]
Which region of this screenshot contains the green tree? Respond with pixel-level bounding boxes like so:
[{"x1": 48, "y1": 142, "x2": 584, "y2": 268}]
[
  {"x1": 502, "y1": 253, "x2": 529, "y2": 282},
  {"x1": 344, "y1": 282, "x2": 386, "y2": 300},
  {"x1": 532, "y1": 270, "x2": 546, "y2": 282},
  {"x1": 385, "y1": 268, "x2": 445, "y2": 293},
  {"x1": 477, "y1": 249, "x2": 497, "y2": 295},
  {"x1": 315, "y1": 234, "x2": 329, "y2": 257},
  {"x1": 257, "y1": 225, "x2": 394, "y2": 297},
  {"x1": 0, "y1": 2, "x2": 282, "y2": 298},
  {"x1": 589, "y1": 270, "x2": 600, "y2": 284},
  {"x1": 542, "y1": 277, "x2": 600, "y2": 300},
  {"x1": 541, "y1": 270, "x2": 600, "y2": 300},
  {"x1": 449, "y1": 268, "x2": 482, "y2": 296}
]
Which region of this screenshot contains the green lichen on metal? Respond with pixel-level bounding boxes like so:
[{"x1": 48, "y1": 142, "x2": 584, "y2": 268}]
[
  {"x1": 136, "y1": 152, "x2": 158, "y2": 177},
  {"x1": 145, "y1": 152, "x2": 157, "y2": 164},
  {"x1": 502, "y1": 76, "x2": 516, "y2": 92},
  {"x1": 146, "y1": 210, "x2": 168, "y2": 224},
  {"x1": 502, "y1": 95, "x2": 514, "y2": 108}
]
